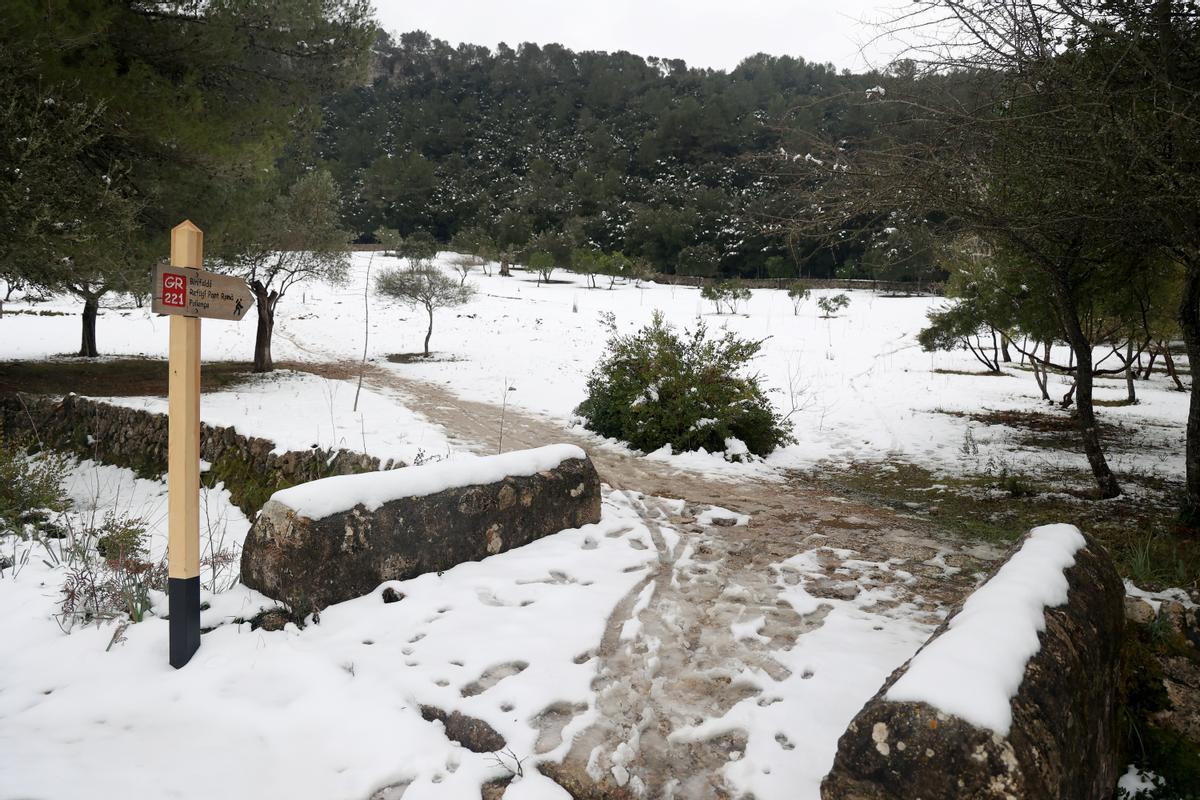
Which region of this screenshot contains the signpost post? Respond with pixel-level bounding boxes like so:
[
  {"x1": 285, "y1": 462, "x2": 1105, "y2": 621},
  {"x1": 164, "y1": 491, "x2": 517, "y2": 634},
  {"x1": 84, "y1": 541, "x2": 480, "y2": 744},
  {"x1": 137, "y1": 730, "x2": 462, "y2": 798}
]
[{"x1": 155, "y1": 221, "x2": 252, "y2": 669}]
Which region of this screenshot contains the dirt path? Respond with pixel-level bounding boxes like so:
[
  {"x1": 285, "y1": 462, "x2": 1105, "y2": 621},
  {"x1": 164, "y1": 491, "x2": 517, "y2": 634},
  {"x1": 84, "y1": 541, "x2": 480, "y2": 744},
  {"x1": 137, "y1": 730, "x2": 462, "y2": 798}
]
[{"x1": 293, "y1": 359, "x2": 993, "y2": 798}]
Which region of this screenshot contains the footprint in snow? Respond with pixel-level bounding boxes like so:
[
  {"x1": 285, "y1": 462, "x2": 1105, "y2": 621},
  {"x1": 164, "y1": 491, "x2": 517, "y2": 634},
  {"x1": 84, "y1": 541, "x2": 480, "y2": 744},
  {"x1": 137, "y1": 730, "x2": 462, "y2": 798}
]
[
  {"x1": 476, "y1": 589, "x2": 507, "y2": 607},
  {"x1": 460, "y1": 661, "x2": 529, "y2": 697},
  {"x1": 530, "y1": 701, "x2": 589, "y2": 754},
  {"x1": 517, "y1": 570, "x2": 576, "y2": 586}
]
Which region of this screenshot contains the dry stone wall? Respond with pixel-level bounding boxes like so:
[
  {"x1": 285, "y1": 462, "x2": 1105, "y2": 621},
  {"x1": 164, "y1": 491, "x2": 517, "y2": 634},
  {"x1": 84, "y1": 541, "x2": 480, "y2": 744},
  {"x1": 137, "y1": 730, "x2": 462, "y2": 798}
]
[{"x1": 0, "y1": 393, "x2": 390, "y2": 516}]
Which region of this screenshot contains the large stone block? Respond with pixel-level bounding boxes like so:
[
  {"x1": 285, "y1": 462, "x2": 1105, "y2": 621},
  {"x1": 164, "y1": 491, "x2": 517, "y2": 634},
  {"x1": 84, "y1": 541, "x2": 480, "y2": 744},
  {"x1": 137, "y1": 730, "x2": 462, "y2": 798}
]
[
  {"x1": 822, "y1": 525, "x2": 1124, "y2": 800},
  {"x1": 240, "y1": 444, "x2": 601, "y2": 609}
]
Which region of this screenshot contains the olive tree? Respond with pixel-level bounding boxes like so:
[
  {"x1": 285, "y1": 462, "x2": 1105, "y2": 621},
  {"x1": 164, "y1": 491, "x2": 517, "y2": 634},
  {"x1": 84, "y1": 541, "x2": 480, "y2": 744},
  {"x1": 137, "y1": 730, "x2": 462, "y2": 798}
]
[
  {"x1": 376, "y1": 265, "x2": 475, "y2": 356},
  {"x1": 233, "y1": 170, "x2": 350, "y2": 372}
]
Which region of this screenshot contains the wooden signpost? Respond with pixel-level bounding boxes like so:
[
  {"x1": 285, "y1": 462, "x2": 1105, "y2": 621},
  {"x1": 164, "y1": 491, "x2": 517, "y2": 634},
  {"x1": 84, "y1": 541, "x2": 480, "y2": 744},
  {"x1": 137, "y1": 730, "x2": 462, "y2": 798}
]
[{"x1": 155, "y1": 221, "x2": 252, "y2": 668}]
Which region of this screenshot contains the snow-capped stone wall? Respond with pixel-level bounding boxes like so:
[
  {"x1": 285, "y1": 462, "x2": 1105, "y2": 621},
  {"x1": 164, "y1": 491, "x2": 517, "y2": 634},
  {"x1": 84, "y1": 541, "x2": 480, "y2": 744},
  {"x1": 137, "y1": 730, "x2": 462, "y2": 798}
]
[
  {"x1": 241, "y1": 445, "x2": 601, "y2": 609},
  {"x1": 0, "y1": 392, "x2": 384, "y2": 515},
  {"x1": 821, "y1": 524, "x2": 1124, "y2": 800}
]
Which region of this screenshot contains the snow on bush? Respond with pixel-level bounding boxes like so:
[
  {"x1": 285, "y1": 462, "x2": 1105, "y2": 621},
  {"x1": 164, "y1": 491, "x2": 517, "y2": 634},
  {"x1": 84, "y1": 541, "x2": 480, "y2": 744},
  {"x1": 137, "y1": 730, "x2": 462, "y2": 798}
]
[
  {"x1": 574, "y1": 311, "x2": 792, "y2": 458},
  {"x1": 885, "y1": 523, "x2": 1086, "y2": 734}
]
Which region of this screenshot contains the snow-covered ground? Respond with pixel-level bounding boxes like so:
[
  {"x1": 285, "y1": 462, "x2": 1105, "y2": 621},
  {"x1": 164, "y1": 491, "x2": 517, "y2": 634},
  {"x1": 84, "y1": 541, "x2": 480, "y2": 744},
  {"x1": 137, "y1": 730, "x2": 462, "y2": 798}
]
[
  {"x1": 0, "y1": 255, "x2": 1189, "y2": 798},
  {"x1": 1, "y1": 462, "x2": 658, "y2": 799},
  {"x1": 3, "y1": 252, "x2": 1188, "y2": 481},
  {"x1": 0, "y1": 458, "x2": 944, "y2": 800},
  {"x1": 109, "y1": 370, "x2": 458, "y2": 467}
]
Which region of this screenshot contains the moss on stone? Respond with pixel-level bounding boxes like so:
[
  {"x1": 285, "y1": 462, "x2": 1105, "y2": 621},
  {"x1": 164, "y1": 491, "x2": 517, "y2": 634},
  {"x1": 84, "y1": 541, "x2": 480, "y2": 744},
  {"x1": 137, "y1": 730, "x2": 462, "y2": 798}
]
[
  {"x1": 1119, "y1": 619, "x2": 1200, "y2": 797},
  {"x1": 207, "y1": 449, "x2": 294, "y2": 518}
]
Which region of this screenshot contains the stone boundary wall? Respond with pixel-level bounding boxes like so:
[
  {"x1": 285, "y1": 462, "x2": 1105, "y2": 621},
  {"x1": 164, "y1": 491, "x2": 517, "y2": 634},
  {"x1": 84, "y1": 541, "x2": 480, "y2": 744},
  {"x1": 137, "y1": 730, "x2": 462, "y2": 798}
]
[
  {"x1": 821, "y1": 529, "x2": 1124, "y2": 800},
  {"x1": 345, "y1": 245, "x2": 942, "y2": 295},
  {"x1": 0, "y1": 393, "x2": 391, "y2": 516},
  {"x1": 639, "y1": 274, "x2": 943, "y2": 294}
]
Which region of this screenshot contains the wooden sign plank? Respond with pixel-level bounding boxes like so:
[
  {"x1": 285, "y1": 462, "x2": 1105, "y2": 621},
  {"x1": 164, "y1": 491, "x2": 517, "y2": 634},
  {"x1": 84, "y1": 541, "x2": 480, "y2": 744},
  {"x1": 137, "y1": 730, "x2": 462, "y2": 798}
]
[{"x1": 152, "y1": 264, "x2": 254, "y2": 321}]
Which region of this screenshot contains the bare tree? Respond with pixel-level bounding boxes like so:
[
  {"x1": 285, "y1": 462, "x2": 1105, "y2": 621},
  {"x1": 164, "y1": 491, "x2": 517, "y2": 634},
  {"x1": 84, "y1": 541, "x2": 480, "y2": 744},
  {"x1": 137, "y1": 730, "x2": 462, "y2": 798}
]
[
  {"x1": 376, "y1": 265, "x2": 475, "y2": 356},
  {"x1": 449, "y1": 253, "x2": 484, "y2": 287}
]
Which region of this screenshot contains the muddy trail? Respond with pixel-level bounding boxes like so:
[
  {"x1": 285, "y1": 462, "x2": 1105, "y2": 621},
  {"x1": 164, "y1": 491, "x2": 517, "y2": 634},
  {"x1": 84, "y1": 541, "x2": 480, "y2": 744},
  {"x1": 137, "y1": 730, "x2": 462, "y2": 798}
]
[{"x1": 295, "y1": 360, "x2": 994, "y2": 798}]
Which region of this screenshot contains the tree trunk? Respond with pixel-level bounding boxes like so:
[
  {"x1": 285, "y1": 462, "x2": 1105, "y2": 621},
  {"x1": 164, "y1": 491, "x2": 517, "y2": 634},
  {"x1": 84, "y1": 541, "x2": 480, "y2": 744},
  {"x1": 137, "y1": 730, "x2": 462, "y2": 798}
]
[
  {"x1": 1178, "y1": 265, "x2": 1200, "y2": 523},
  {"x1": 79, "y1": 296, "x2": 99, "y2": 358},
  {"x1": 1061, "y1": 307, "x2": 1121, "y2": 498},
  {"x1": 1162, "y1": 343, "x2": 1186, "y2": 392},
  {"x1": 1125, "y1": 339, "x2": 1137, "y2": 404},
  {"x1": 1000, "y1": 333, "x2": 1012, "y2": 363},
  {"x1": 1031, "y1": 341, "x2": 1051, "y2": 402},
  {"x1": 424, "y1": 306, "x2": 434, "y2": 356},
  {"x1": 499, "y1": 258, "x2": 511, "y2": 277},
  {"x1": 252, "y1": 284, "x2": 275, "y2": 373},
  {"x1": 1142, "y1": 348, "x2": 1158, "y2": 380}
]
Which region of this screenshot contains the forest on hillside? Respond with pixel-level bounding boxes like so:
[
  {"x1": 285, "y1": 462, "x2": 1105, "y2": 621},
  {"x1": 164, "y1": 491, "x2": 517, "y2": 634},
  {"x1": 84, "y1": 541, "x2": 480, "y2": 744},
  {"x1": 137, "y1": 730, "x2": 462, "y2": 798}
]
[{"x1": 298, "y1": 31, "x2": 925, "y2": 280}]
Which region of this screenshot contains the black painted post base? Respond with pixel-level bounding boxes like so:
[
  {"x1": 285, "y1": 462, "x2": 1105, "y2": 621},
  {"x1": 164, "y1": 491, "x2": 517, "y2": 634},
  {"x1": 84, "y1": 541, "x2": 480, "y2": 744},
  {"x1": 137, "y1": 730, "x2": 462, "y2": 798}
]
[{"x1": 169, "y1": 575, "x2": 201, "y2": 669}]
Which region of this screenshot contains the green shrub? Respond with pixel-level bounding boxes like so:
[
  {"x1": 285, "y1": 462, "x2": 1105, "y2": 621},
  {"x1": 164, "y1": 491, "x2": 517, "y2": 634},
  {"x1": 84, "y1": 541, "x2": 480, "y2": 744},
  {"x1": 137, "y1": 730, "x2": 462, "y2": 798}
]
[
  {"x1": 787, "y1": 281, "x2": 811, "y2": 315},
  {"x1": 701, "y1": 280, "x2": 752, "y2": 314},
  {"x1": 575, "y1": 312, "x2": 792, "y2": 458},
  {"x1": 816, "y1": 292, "x2": 851, "y2": 317},
  {"x1": 0, "y1": 432, "x2": 70, "y2": 536},
  {"x1": 95, "y1": 512, "x2": 149, "y2": 560}
]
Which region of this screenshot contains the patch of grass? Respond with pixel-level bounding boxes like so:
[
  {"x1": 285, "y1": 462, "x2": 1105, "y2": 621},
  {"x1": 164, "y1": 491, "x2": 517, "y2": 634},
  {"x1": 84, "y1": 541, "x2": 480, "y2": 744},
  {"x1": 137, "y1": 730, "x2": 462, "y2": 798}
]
[
  {"x1": 1095, "y1": 397, "x2": 1139, "y2": 408},
  {"x1": 806, "y1": 460, "x2": 1200, "y2": 592},
  {"x1": 996, "y1": 468, "x2": 1037, "y2": 498},
  {"x1": 1126, "y1": 533, "x2": 1193, "y2": 589},
  {"x1": 932, "y1": 368, "x2": 1009, "y2": 377},
  {"x1": 937, "y1": 407, "x2": 1157, "y2": 453},
  {"x1": 0, "y1": 358, "x2": 255, "y2": 397},
  {"x1": 385, "y1": 352, "x2": 461, "y2": 364},
  {"x1": 2, "y1": 308, "x2": 70, "y2": 317}
]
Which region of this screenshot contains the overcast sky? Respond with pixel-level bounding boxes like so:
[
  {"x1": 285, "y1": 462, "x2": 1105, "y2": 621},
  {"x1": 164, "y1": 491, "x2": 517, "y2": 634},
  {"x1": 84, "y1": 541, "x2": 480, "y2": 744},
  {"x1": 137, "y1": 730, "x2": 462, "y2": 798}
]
[{"x1": 372, "y1": 1, "x2": 907, "y2": 73}]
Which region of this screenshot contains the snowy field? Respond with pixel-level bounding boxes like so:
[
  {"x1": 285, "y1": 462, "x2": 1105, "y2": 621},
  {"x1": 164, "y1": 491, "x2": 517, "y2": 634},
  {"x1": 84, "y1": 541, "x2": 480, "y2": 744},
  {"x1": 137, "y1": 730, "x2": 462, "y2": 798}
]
[
  {"x1": 0, "y1": 254, "x2": 1185, "y2": 799},
  {"x1": 109, "y1": 371, "x2": 459, "y2": 468},
  {"x1": 0, "y1": 462, "x2": 657, "y2": 798},
  {"x1": 2, "y1": 251, "x2": 1189, "y2": 482}
]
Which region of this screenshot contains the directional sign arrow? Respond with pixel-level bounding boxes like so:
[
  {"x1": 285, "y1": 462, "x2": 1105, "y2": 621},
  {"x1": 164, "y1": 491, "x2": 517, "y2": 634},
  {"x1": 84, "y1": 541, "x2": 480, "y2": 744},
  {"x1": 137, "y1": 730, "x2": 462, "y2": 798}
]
[{"x1": 151, "y1": 263, "x2": 254, "y2": 322}]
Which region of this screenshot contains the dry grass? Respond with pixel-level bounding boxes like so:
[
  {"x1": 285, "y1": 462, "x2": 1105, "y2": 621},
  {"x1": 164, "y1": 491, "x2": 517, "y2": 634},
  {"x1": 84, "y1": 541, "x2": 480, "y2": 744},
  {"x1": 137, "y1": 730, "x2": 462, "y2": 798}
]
[{"x1": 1, "y1": 358, "x2": 261, "y2": 397}]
